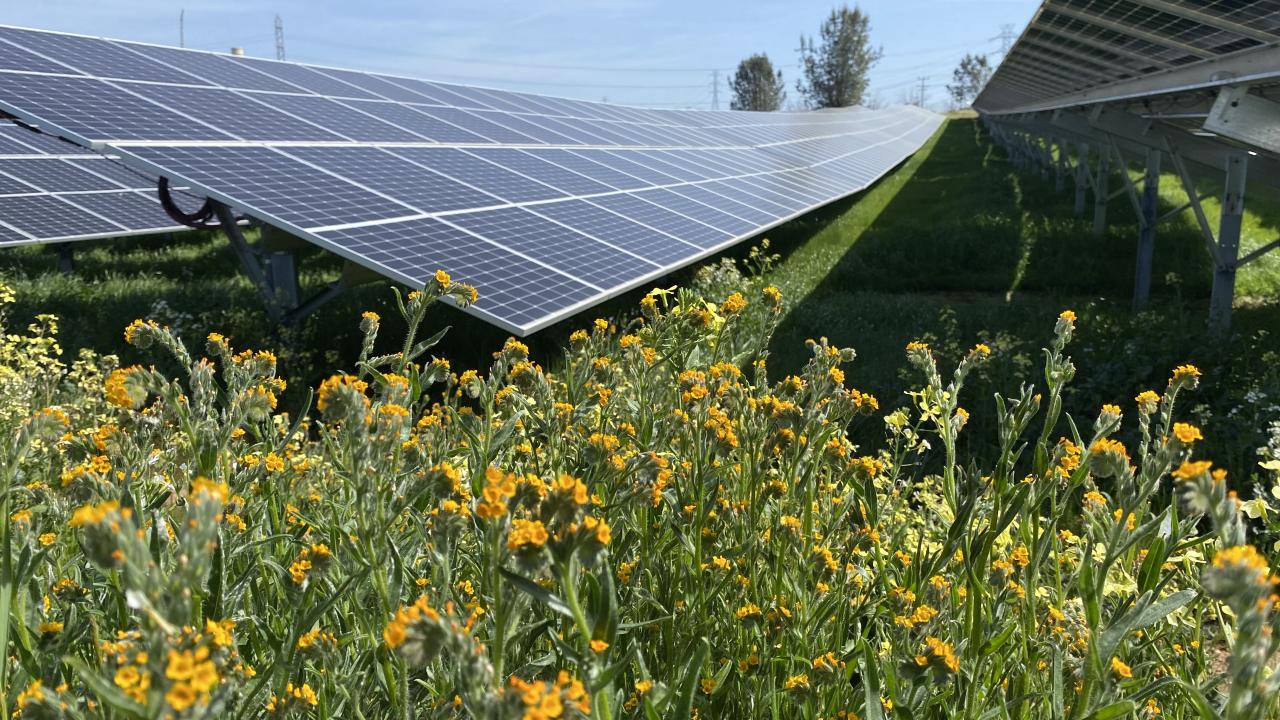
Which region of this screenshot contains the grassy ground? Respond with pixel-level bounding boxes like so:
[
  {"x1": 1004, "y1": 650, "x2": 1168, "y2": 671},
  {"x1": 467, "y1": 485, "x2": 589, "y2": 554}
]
[
  {"x1": 2, "y1": 116, "x2": 1278, "y2": 473},
  {"x1": 760, "y1": 117, "x2": 1280, "y2": 474}
]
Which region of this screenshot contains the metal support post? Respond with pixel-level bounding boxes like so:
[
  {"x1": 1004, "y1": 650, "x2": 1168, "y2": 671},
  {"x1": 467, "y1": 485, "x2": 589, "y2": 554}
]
[
  {"x1": 1209, "y1": 154, "x2": 1248, "y2": 335},
  {"x1": 1074, "y1": 143, "x2": 1089, "y2": 216},
  {"x1": 1054, "y1": 137, "x2": 1067, "y2": 193},
  {"x1": 268, "y1": 251, "x2": 301, "y2": 309},
  {"x1": 213, "y1": 203, "x2": 284, "y2": 322},
  {"x1": 1092, "y1": 151, "x2": 1110, "y2": 237},
  {"x1": 53, "y1": 243, "x2": 74, "y2": 274},
  {"x1": 1133, "y1": 148, "x2": 1161, "y2": 309}
]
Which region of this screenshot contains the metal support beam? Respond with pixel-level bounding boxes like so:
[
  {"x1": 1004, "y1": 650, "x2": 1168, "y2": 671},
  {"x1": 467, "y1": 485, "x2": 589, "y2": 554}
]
[
  {"x1": 1134, "y1": 148, "x2": 1161, "y2": 309},
  {"x1": 1074, "y1": 142, "x2": 1089, "y2": 216},
  {"x1": 214, "y1": 203, "x2": 284, "y2": 322},
  {"x1": 1209, "y1": 155, "x2": 1247, "y2": 335},
  {"x1": 1092, "y1": 150, "x2": 1110, "y2": 238}
]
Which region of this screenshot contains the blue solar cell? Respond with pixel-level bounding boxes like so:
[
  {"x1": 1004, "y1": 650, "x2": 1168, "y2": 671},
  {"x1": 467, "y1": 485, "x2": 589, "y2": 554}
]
[
  {"x1": 338, "y1": 100, "x2": 488, "y2": 143},
  {"x1": 518, "y1": 115, "x2": 610, "y2": 145},
  {"x1": 632, "y1": 188, "x2": 758, "y2": 235},
  {"x1": 227, "y1": 56, "x2": 382, "y2": 99},
  {"x1": 0, "y1": 159, "x2": 128, "y2": 192},
  {"x1": 0, "y1": 194, "x2": 124, "y2": 238},
  {"x1": 695, "y1": 180, "x2": 795, "y2": 216},
  {"x1": 0, "y1": 74, "x2": 234, "y2": 142},
  {"x1": 416, "y1": 107, "x2": 537, "y2": 144},
  {"x1": 64, "y1": 191, "x2": 177, "y2": 231},
  {"x1": 717, "y1": 177, "x2": 809, "y2": 213},
  {"x1": 527, "y1": 199, "x2": 701, "y2": 266},
  {"x1": 0, "y1": 28, "x2": 201, "y2": 84},
  {"x1": 665, "y1": 184, "x2": 783, "y2": 225},
  {"x1": 581, "y1": 150, "x2": 681, "y2": 185},
  {"x1": 0, "y1": 171, "x2": 37, "y2": 195},
  {"x1": 523, "y1": 149, "x2": 649, "y2": 190},
  {"x1": 389, "y1": 147, "x2": 566, "y2": 203},
  {"x1": 446, "y1": 206, "x2": 659, "y2": 288},
  {"x1": 374, "y1": 77, "x2": 475, "y2": 107},
  {"x1": 250, "y1": 94, "x2": 426, "y2": 142},
  {"x1": 123, "y1": 145, "x2": 416, "y2": 230},
  {"x1": 462, "y1": 148, "x2": 615, "y2": 196},
  {"x1": 283, "y1": 146, "x2": 503, "y2": 213},
  {"x1": 65, "y1": 158, "x2": 155, "y2": 189},
  {"x1": 0, "y1": 222, "x2": 31, "y2": 245},
  {"x1": 303, "y1": 67, "x2": 440, "y2": 104},
  {"x1": 585, "y1": 193, "x2": 732, "y2": 250},
  {"x1": 740, "y1": 174, "x2": 829, "y2": 205},
  {"x1": 0, "y1": 34, "x2": 79, "y2": 74},
  {"x1": 610, "y1": 151, "x2": 710, "y2": 182},
  {"x1": 475, "y1": 113, "x2": 580, "y2": 144},
  {"x1": 127, "y1": 85, "x2": 345, "y2": 142},
  {"x1": 121, "y1": 44, "x2": 301, "y2": 92},
  {"x1": 0, "y1": 124, "x2": 88, "y2": 155},
  {"x1": 318, "y1": 216, "x2": 597, "y2": 330}
]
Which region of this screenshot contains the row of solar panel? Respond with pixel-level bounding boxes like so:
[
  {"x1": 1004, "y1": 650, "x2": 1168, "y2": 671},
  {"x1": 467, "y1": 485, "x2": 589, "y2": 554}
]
[
  {"x1": 0, "y1": 70, "x2": 912, "y2": 148},
  {"x1": 119, "y1": 115, "x2": 931, "y2": 232},
  {"x1": 0, "y1": 121, "x2": 182, "y2": 243},
  {"x1": 0, "y1": 24, "x2": 880, "y2": 132},
  {"x1": 112, "y1": 113, "x2": 939, "y2": 328},
  {"x1": 318, "y1": 126, "x2": 940, "y2": 328}
]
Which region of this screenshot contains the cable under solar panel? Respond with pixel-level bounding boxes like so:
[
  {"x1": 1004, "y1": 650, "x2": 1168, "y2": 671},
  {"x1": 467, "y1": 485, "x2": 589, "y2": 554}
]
[{"x1": 0, "y1": 24, "x2": 942, "y2": 333}]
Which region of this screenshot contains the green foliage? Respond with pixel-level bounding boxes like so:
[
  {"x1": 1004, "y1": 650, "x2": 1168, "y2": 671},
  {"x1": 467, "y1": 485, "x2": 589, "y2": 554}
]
[
  {"x1": 2, "y1": 268, "x2": 1279, "y2": 718},
  {"x1": 946, "y1": 54, "x2": 992, "y2": 109},
  {"x1": 796, "y1": 4, "x2": 882, "y2": 109},
  {"x1": 729, "y1": 53, "x2": 787, "y2": 112}
]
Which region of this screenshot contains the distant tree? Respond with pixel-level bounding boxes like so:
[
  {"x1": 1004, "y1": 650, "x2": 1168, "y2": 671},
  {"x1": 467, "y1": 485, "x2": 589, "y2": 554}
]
[
  {"x1": 796, "y1": 4, "x2": 883, "y2": 108},
  {"x1": 946, "y1": 53, "x2": 993, "y2": 108},
  {"x1": 729, "y1": 53, "x2": 786, "y2": 112}
]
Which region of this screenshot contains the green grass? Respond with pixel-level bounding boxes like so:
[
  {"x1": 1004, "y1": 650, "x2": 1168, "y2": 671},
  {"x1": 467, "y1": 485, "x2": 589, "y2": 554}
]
[
  {"x1": 1, "y1": 116, "x2": 1278, "y2": 474},
  {"x1": 757, "y1": 117, "x2": 1280, "y2": 474}
]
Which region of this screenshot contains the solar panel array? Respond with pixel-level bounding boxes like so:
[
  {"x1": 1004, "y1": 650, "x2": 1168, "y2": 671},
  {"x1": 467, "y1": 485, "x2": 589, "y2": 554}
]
[
  {"x1": 975, "y1": 0, "x2": 1280, "y2": 116},
  {"x1": 0, "y1": 119, "x2": 183, "y2": 244},
  {"x1": 0, "y1": 25, "x2": 941, "y2": 333}
]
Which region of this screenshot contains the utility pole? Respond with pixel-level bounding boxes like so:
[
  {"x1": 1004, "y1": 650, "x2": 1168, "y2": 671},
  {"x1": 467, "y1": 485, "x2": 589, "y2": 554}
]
[
  {"x1": 711, "y1": 69, "x2": 720, "y2": 110},
  {"x1": 179, "y1": 9, "x2": 185, "y2": 48},
  {"x1": 274, "y1": 14, "x2": 286, "y2": 61},
  {"x1": 916, "y1": 76, "x2": 928, "y2": 107}
]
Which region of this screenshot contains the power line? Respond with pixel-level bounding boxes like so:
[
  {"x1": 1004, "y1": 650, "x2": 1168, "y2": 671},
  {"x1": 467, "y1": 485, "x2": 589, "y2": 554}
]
[{"x1": 711, "y1": 69, "x2": 720, "y2": 110}]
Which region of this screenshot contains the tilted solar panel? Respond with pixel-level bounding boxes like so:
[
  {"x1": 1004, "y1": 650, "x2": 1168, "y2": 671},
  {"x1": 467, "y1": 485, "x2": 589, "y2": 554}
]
[
  {"x1": 0, "y1": 119, "x2": 184, "y2": 244},
  {"x1": 0, "y1": 25, "x2": 942, "y2": 334}
]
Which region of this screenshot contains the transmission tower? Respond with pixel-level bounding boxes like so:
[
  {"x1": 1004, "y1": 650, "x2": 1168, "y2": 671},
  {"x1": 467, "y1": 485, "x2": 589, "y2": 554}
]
[
  {"x1": 997, "y1": 23, "x2": 1015, "y2": 55},
  {"x1": 179, "y1": 9, "x2": 185, "y2": 48},
  {"x1": 274, "y1": 15, "x2": 286, "y2": 61},
  {"x1": 711, "y1": 69, "x2": 720, "y2": 110}
]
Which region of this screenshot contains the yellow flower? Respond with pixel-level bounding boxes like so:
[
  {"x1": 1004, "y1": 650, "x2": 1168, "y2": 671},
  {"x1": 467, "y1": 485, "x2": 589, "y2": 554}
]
[
  {"x1": 589, "y1": 639, "x2": 609, "y2": 653},
  {"x1": 1111, "y1": 657, "x2": 1132, "y2": 679},
  {"x1": 1172, "y1": 422, "x2": 1203, "y2": 444},
  {"x1": 1172, "y1": 460, "x2": 1213, "y2": 480},
  {"x1": 434, "y1": 269, "x2": 451, "y2": 287},
  {"x1": 166, "y1": 682, "x2": 198, "y2": 712}
]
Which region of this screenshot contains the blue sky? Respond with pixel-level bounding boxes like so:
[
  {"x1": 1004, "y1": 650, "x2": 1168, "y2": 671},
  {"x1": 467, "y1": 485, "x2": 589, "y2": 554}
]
[{"x1": 5, "y1": 0, "x2": 1038, "y2": 109}]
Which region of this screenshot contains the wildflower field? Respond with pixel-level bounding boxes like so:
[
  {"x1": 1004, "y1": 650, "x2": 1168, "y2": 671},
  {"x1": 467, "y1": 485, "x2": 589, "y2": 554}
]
[{"x1": 3, "y1": 254, "x2": 1280, "y2": 720}]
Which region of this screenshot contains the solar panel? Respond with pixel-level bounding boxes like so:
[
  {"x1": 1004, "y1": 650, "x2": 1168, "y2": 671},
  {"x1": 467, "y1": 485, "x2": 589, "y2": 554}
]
[
  {"x1": 0, "y1": 119, "x2": 183, "y2": 243},
  {"x1": 0, "y1": 25, "x2": 942, "y2": 333}
]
